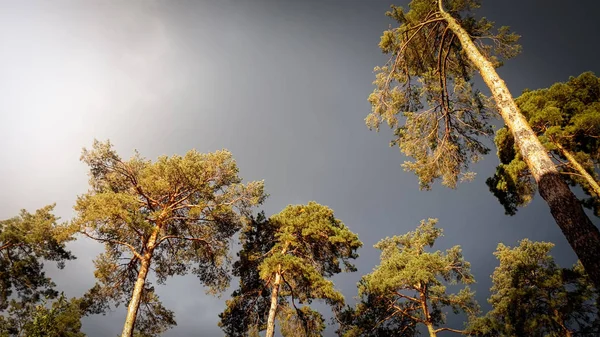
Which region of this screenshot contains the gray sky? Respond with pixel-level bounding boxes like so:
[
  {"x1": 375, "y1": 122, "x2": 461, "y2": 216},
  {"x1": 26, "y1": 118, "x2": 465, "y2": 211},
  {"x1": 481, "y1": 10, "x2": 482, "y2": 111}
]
[{"x1": 1, "y1": 0, "x2": 599, "y2": 336}]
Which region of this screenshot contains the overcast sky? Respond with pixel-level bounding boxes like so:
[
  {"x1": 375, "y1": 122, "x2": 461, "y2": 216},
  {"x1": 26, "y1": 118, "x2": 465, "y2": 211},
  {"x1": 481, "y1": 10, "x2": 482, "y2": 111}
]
[{"x1": 1, "y1": 0, "x2": 599, "y2": 336}]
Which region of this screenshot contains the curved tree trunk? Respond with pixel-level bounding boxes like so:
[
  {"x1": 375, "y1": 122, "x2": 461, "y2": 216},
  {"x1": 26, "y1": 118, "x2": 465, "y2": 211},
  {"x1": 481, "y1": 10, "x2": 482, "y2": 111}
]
[
  {"x1": 265, "y1": 271, "x2": 282, "y2": 337},
  {"x1": 554, "y1": 141, "x2": 600, "y2": 197},
  {"x1": 438, "y1": 0, "x2": 600, "y2": 288}
]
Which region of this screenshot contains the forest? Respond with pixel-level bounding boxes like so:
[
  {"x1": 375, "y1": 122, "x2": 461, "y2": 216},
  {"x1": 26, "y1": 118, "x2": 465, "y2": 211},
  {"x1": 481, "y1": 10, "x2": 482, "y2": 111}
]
[{"x1": 1, "y1": 0, "x2": 599, "y2": 336}]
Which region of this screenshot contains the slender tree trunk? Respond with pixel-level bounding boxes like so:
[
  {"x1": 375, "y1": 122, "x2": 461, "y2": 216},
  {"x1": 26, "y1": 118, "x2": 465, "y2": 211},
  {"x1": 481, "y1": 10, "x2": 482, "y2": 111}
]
[
  {"x1": 418, "y1": 285, "x2": 437, "y2": 337},
  {"x1": 121, "y1": 230, "x2": 159, "y2": 337},
  {"x1": 121, "y1": 256, "x2": 152, "y2": 337},
  {"x1": 554, "y1": 141, "x2": 600, "y2": 197},
  {"x1": 265, "y1": 243, "x2": 290, "y2": 337},
  {"x1": 265, "y1": 270, "x2": 282, "y2": 337},
  {"x1": 438, "y1": 0, "x2": 600, "y2": 289}
]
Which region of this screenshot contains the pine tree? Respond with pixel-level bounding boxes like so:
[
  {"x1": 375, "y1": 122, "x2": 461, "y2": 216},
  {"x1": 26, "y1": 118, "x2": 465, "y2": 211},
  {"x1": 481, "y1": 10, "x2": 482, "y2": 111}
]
[
  {"x1": 0, "y1": 205, "x2": 75, "y2": 311},
  {"x1": 219, "y1": 212, "x2": 275, "y2": 337},
  {"x1": 0, "y1": 206, "x2": 85, "y2": 337},
  {"x1": 11, "y1": 293, "x2": 86, "y2": 337},
  {"x1": 366, "y1": 0, "x2": 600, "y2": 289},
  {"x1": 357, "y1": 219, "x2": 479, "y2": 337},
  {"x1": 487, "y1": 72, "x2": 600, "y2": 216},
  {"x1": 222, "y1": 202, "x2": 362, "y2": 337},
  {"x1": 74, "y1": 140, "x2": 266, "y2": 337},
  {"x1": 337, "y1": 287, "x2": 418, "y2": 337},
  {"x1": 473, "y1": 239, "x2": 599, "y2": 336}
]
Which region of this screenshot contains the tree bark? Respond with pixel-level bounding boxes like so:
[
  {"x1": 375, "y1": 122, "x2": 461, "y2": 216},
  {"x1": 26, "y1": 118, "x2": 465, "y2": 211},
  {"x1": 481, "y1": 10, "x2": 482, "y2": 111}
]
[
  {"x1": 265, "y1": 271, "x2": 282, "y2": 337},
  {"x1": 554, "y1": 141, "x2": 600, "y2": 197},
  {"x1": 438, "y1": 0, "x2": 600, "y2": 289},
  {"x1": 418, "y1": 285, "x2": 437, "y2": 337},
  {"x1": 426, "y1": 323, "x2": 437, "y2": 337},
  {"x1": 121, "y1": 230, "x2": 159, "y2": 337}
]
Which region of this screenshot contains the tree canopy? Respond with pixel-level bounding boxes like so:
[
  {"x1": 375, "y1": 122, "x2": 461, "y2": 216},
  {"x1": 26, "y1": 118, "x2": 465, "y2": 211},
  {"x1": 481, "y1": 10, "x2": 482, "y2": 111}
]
[
  {"x1": 470, "y1": 239, "x2": 599, "y2": 336},
  {"x1": 219, "y1": 212, "x2": 275, "y2": 337},
  {"x1": 0, "y1": 205, "x2": 75, "y2": 309},
  {"x1": 337, "y1": 285, "x2": 418, "y2": 337},
  {"x1": 3, "y1": 3, "x2": 600, "y2": 336},
  {"x1": 366, "y1": 0, "x2": 600, "y2": 291},
  {"x1": 0, "y1": 206, "x2": 84, "y2": 337},
  {"x1": 366, "y1": 0, "x2": 520, "y2": 189},
  {"x1": 74, "y1": 140, "x2": 266, "y2": 337},
  {"x1": 222, "y1": 202, "x2": 362, "y2": 337},
  {"x1": 487, "y1": 72, "x2": 600, "y2": 216},
  {"x1": 1, "y1": 293, "x2": 86, "y2": 337},
  {"x1": 355, "y1": 219, "x2": 479, "y2": 337}
]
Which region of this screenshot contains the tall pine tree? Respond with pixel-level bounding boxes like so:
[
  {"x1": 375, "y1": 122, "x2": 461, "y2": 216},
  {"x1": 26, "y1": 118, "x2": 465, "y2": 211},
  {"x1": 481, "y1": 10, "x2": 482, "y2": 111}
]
[
  {"x1": 470, "y1": 240, "x2": 599, "y2": 336},
  {"x1": 356, "y1": 219, "x2": 479, "y2": 337},
  {"x1": 221, "y1": 202, "x2": 362, "y2": 337},
  {"x1": 366, "y1": 0, "x2": 600, "y2": 288},
  {"x1": 74, "y1": 140, "x2": 265, "y2": 337}
]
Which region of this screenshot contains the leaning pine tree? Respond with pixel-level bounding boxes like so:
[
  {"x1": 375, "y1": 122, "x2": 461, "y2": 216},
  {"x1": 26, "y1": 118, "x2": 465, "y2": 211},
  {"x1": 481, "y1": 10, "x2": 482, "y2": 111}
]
[
  {"x1": 366, "y1": 0, "x2": 600, "y2": 287},
  {"x1": 74, "y1": 140, "x2": 266, "y2": 337}
]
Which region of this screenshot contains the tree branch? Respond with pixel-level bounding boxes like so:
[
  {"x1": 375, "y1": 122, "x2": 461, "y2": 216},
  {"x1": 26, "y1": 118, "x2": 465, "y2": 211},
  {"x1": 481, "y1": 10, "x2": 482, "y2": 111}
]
[
  {"x1": 434, "y1": 327, "x2": 466, "y2": 334},
  {"x1": 80, "y1": 231, "x2": 143, "y2": 260}
]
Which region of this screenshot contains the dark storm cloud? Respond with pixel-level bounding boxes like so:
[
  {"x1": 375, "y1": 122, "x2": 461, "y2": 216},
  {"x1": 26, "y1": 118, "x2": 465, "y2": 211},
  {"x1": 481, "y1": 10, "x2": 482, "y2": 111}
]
[{"x1": 1, "y1": 0, "x2": 599, "y2": 336}]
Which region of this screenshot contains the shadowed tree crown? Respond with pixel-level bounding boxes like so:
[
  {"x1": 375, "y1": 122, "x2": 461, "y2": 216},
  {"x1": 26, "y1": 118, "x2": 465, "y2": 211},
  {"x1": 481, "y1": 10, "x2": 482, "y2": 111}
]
[
  {"x1": 218, "y1": 212, "x2": 275, "y2": 337},
  {"x1": 0, "y1": 205, "x2": 75, "y2": 311},
  {"x1": 469, "y1": 239, "x2": 599, "y2": 336},
  {"x1": 0, "y1": 206, "x2": 82, "y2": 336}
]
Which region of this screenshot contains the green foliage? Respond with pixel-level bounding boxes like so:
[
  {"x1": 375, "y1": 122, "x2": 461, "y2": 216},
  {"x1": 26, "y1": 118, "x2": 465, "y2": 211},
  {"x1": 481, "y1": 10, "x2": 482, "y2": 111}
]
[
  {"x1": 260, "y1": 202, "x2": 362, "y2": 304},
  {"x1": 219, "y1": 212, "x2": 275, "y2": 336},
  {"x1": 337, "y1": 288, "x2": 417, "y2": 337},
  {"x1": 487, "y1": 72, "x2": 600, "y2": 216},
  {"x1": 472, "y1": 239, "x2": 599, "y2": 336},
  {"x1": 277, "y1": 305, "x2": 325, "y2": 337},
  {"x1": 0, "y1": 205, "x2": 76, "y2": 310},
  {"x1": 367, "y1": 0, "x2": 520, "y2": 189},
  {"x1": 20, "y1": 294, "x2": 85, "y2": 337},
  {"x1": 355, "y1": 219, "x2": 479, "y2": 335},
  {"x1": 0, "y1": 293, "x2": 86, "y2": 337},
  {"x1": 221, "y1": 202, "x2": 362, "y2": 337},
  {"x1": 74, "y1": 140, "x2": 266, "y2": 336},
  {"x1": 0, "y1": 205, "x2": 82, "y2": 336}
]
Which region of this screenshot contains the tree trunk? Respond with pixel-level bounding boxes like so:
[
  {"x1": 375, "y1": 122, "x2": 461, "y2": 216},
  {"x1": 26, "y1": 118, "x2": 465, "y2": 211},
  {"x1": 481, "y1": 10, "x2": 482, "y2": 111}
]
[
  {"x1": 121, "y1": 256, "x2": 152, "y2": 337},
  {"x1": 554, "y1": 309, "x2": 572, "y2": 337},
  {"x1": 265, "y1": 271, "x2": 282, "y2": 337},
  {"x1": 426, "y1": 323, "x2": 437, "y2": 337},
  {"x1": 438, "y1": 0, "x2": 600, "y2": 289},
  {"x1": 554, "y1": 141, "x2": 600, "y2": 197},
  {"x1": 121, "y1": 230, "x2": 159, "y2": 337},
  {"x1": 418, "y1": 286, "x2": 437, "y2": 337}
]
